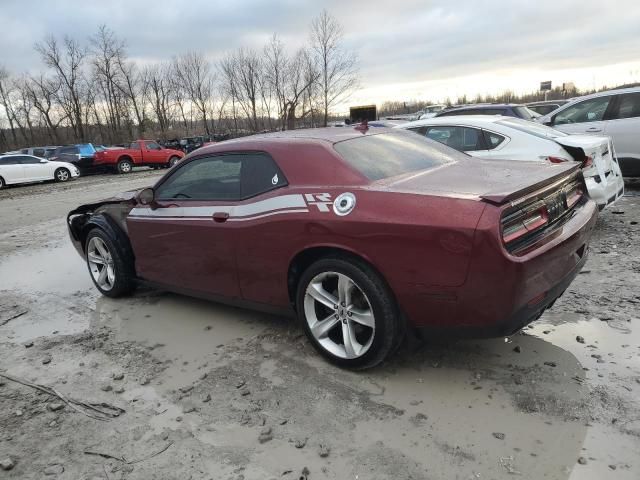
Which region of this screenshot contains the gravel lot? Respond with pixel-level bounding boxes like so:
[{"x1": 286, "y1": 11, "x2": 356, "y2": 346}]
[{"x1": 0, "y1": 172, "x2": 639, "y2": 479}]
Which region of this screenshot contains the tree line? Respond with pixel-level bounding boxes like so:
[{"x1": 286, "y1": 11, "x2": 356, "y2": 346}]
[{"x1": 0, "y1": 10, "x2": 358, "y2": 151}]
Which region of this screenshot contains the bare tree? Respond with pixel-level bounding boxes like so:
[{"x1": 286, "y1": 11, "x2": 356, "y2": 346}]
[
  {"x1": 221, "y1": 48, "x2": 262, "y2": 132},
  {"x1": 145, "y1": 63, "x2": 173, "y2": 136},
  {"x1": 35, "y1": 35, "x2": 88, "y2": 140},
  {"x1": 24, "y1": 74, "x2": 65, "y2": 143},
  {"x1": 173, "y1": 52, "x2": 215, "y2": 135},
  {"x1": 310, "y1": 10, "x2": 358, "y2": 126},
  {"x1": 0, "y1": 66, "x2": 20, "y2": 145}
]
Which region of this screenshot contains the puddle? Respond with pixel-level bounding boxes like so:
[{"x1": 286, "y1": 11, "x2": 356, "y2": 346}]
[
  {"x1": 0, "y1": 239, "x2": 90, "y2": 295},
  {"x1": 530, "y1": 311, "x2": 640, "y2": 388}
]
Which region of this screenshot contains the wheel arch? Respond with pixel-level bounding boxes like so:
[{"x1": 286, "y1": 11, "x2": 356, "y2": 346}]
[
  {"x1": 78, "y1": 213, "x2": 136, "y2": 268},
  {"x1": 118, "y1": 155, "x2": 133, "y2": 163},
  {"x1": 286, "y1": 244, "x2": 394, "y2": 308}
]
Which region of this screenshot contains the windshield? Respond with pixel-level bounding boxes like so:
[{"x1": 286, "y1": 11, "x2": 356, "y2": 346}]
[
  {"x1": 497, "y1": 118, "x2": 568, "y2": 139},
  {"x1": 513, "y1": 106, "x2": 541, "y2": 120},
  {"x1": 333, "y1": 131, "x2": 462, "y2": 181}
]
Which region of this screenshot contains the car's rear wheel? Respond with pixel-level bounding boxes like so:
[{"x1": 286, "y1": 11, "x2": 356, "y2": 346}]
[
  {"x1": 0, "y1": 176, "x2": 5, "y2": 189},
  {"x1": 54, "y1": 167, "x2": 70, "y2": 182},
  {"x1": 117, "y1": 158, "x2": 133, "y2": 174},
  {"x1": 85, "y1": 229, "x2": 136, "y2": 297},
  {"x1": 168, "y1": 156, "x2": 180, "y2": 168},
  {"x1": 296, "y1": 256, "x2": 400, "y2": 369}
]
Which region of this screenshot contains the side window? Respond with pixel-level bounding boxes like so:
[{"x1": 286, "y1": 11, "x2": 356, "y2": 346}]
[
  {"x1": 145, "y1": 141, "x2": 162, "y2": 150},
  {"x1": 33, "y1": 148, "x2": 45, "y2": 157},
  {"x1": 156, "y1": 153, "x2": 287, "y2": 201},
  {"x1": 407, "y1": 127, "x2": 428, "y2": 136},
  {"x1": 59, "y1": 146, "x2": 78, "y2": 154},
  {"x1": 483, "y1": 131, "x2": 506, "y2": 149},
  {"x1": 425, "y1": 126, "x2": 484, "y2": 152},
  {"x1": 130, "y1": 142, "x2": 141, "y2": 150},
  {"x1": 0, "y1": 157, "x2": 18, "y2": 165},
  {"x1": 20, "y1": 156, "x2": 41, "y2": 164},
  {"x1": 554, "y1": 97, "x2": 611, "y2": 125},
  {"x1": 613, "y1": 93, "x2": 640, "y2": 120}
]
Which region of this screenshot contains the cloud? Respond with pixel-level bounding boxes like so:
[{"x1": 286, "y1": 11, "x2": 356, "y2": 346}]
[{"x1": 1, "y1": 0, "x2": 639, "y2": 105}]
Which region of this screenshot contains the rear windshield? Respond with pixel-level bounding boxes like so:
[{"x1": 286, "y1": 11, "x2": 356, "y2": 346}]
[
  {"x1": 333, "y1": 131, "x2": 461, "y2": 181},
  {"x1": 497, "y1": 118, "x2": 568, "y2": 140},
  {"x1": 513, "y1": 106, "x2": 541, "y2": 120}
]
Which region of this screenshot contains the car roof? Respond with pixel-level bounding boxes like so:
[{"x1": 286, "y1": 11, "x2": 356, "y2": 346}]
[
  {"x1": 398, "y1": 115, "x2": 512, "y2": 128},
  {"x1": 566, "y1": 86, "x2": 640, "y2": 104},
  {"x1": 214, "y1": 127, "x2": 391, "y2": 146}
]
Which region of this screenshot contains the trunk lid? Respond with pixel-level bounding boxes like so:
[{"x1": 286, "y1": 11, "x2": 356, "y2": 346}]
[{"x1": 373, "y1": 158, "x2": 579, "y2": 204}]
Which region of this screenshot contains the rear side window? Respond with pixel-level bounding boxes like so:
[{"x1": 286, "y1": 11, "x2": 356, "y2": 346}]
[
  {"x1": 156, "y1": 153, "x2": 287, "y2": 201},
  {"x1": 334, "y1": 131, "x2": 461, "y2": 181},
  {"x1": 483, "y1": 131, "x2": 506, "y2": 149},
  {"x1": 145, "y1": 141, "x2": 162, "y2": 150},
  {"x1": 424, "y1": 126, "x2": 485, "y2": 152},
  {"x1": 129, "y1": 142, "x2": 141, "y2": 150},
  {"x1": 613, "y1": 92, "x2": 640, "y2": 119},
  {"x1": 0, "y1": 157, "x2": 18, "y2": 165},
  {"x1": 32, "y1": 148, "x2": 45, "y2": 157}
]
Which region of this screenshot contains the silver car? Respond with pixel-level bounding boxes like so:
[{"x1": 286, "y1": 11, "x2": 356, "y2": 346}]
[{"x1": 537, "y1": 87, "x2": 640, "y2": 177}]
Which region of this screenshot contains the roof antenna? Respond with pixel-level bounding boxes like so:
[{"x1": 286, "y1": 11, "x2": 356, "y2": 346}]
[{"x1": 355, "y1": 119, "x2": 368, "y2": 133}]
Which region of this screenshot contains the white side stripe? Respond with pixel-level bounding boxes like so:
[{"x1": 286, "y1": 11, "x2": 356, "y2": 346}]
[{"x1": 129, "y1": 194, "x2": 306, "y2": 219}]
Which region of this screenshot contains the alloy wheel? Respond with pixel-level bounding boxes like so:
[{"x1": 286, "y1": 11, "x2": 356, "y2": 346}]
[
  {"x1": 87, "y1": 236, "x2": 115, "y2": 291},
  {"x1": 56, "y1": 169, "x2": 69, "y2": 181},
  {"x1": 303, "y1": 271, "x2": 375, "y2": 359}
]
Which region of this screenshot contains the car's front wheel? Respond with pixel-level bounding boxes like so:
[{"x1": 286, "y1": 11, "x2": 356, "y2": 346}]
[
  {"x1": 54, "y1": 167, "x2": 71, "y2": 182},
  {"x1": 85, "y1": 229, "x2": 136, "y2": 297},
  {"x1": 117, "y1": 158, "x2": 133, "y2": 174},
  {"x1": 168, "y1": 156, "x2": 180, "y2": 168},
  {"x1": 296, "y1": 256, "x2": 401, "y2": 369}
]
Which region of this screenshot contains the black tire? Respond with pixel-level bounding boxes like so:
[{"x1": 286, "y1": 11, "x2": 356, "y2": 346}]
[
  {"x1": 295, "y1": 255, "x2": 400, "y2": 369},
  {"x1": 0, "y1": 176, "x2": 4, "y2": 189},
  {"x1": 54, "y1": 167, "x2": 71, "y2": 182},
  {"x1": 168, "y1": 156, "x2": 180, "y2": 168},
  {"x1": 117, "y1": 158, "x2": 133, "y2": 174},
  {"x1": 85, "y1": 228, "x2": 136, "y2": 298}
]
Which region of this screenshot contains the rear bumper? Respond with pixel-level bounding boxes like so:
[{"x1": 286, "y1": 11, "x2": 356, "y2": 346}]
[
  {"x1": 418, "y1": 245, "x2": 588, "y2": 338},
  {"x1": 585, "y1": 171, "x2": 625, "y2": 210},
  {"x1": 401, "y1": 198, "x2": 598, "y2": 335}
]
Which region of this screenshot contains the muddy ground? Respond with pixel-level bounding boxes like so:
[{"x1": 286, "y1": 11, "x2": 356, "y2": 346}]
[{"x1": 0, "y1": 172, "x2": 638, "y2": 480}]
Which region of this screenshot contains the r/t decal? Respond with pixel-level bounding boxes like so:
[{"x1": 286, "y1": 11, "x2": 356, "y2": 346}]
[{"x1": 305, "y1": 193, "x2": 332, "y2": 212}]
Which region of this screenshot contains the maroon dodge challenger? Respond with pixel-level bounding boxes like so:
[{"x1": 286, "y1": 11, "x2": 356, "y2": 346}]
[{"x1": 68, "y1": 128, "x2": 597, "y2": 368}]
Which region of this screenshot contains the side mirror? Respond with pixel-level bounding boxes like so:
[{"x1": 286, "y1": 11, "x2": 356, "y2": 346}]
[
  {"x1": 40, "y1": 159, "x2": 47, "y2": 163},
  {"x1": 543, "y1": 120, "x2": 553, "y2": 127},
  {"x1": 137, "y1": 187, "x2": 155, "y2": 206}
]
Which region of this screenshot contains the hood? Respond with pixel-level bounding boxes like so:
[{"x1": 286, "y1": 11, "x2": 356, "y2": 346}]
[{"x1": 373, "y1": 158, "x2": 579, "y2": 204}]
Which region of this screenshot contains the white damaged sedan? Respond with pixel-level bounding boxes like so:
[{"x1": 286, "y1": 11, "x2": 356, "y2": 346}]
[
  {"x1": 0, "y1": 154, "x2": 80, "y2": 189},
  {"x1": 397, "y1": 116, "x2": 624, "y2": 209}
]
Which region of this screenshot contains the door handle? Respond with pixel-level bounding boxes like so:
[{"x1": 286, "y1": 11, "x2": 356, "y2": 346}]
[
  {"x1": 213, "y1": 212, "x2": 229, "y2": 223},
  {"x1": 586, "y1": 127, "x2": 602, "y2": 132}
]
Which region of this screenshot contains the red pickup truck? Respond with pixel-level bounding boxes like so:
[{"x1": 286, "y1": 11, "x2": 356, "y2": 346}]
[{"x1": 93, "y1": 140, "x2": 185, "y2": 174}]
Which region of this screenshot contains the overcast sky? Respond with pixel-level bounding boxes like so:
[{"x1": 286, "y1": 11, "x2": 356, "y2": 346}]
[{"x1": 2, "y1": 0, "x2": 639, "y2": 111}]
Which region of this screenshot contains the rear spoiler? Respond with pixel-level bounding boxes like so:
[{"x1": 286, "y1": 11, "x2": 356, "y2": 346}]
[{"x1": 480, "y1": 164, "x2": 581, "y2": 205}]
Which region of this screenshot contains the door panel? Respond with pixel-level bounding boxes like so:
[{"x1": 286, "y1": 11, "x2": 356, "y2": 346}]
[
  {"x1": 0, "y1": 162, "x2": 25, "y2": 183},
  {"x1": 126, "y1": 202, "x2": 240, "y2": 298}
]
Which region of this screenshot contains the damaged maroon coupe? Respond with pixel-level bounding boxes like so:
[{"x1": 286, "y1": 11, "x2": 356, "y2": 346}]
[{"x1": 68, "y1": 128, "x2": 597, "y2": 368}]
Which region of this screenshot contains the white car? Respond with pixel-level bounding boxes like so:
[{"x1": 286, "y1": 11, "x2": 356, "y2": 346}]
[
  {"x1": 0, "y1": 154, "x2": 80, "y2": 189},
  {"x1": 418, "y1": 104, "x2": 446, "y2": 120},
  {"x1": 536, "y1": 87, "x2": 640, "y2": 177},
  {"x1": 396, "y1": 115, "x2": 624, "y2": 209}
]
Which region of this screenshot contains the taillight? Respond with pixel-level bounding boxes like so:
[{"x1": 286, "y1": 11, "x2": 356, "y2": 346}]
[
  {"x1": 502, "y1": 204, "x2": 549, "y2": 244},
  {"x1": 581, "y1": 156, "x2": 593, "y2": 168},
  {"x1": 547, "y1": 156, "x2": 568, "y2": 164},
  {"x1": 565, "y1": 184, "x2": 583, "y2": 208}
]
